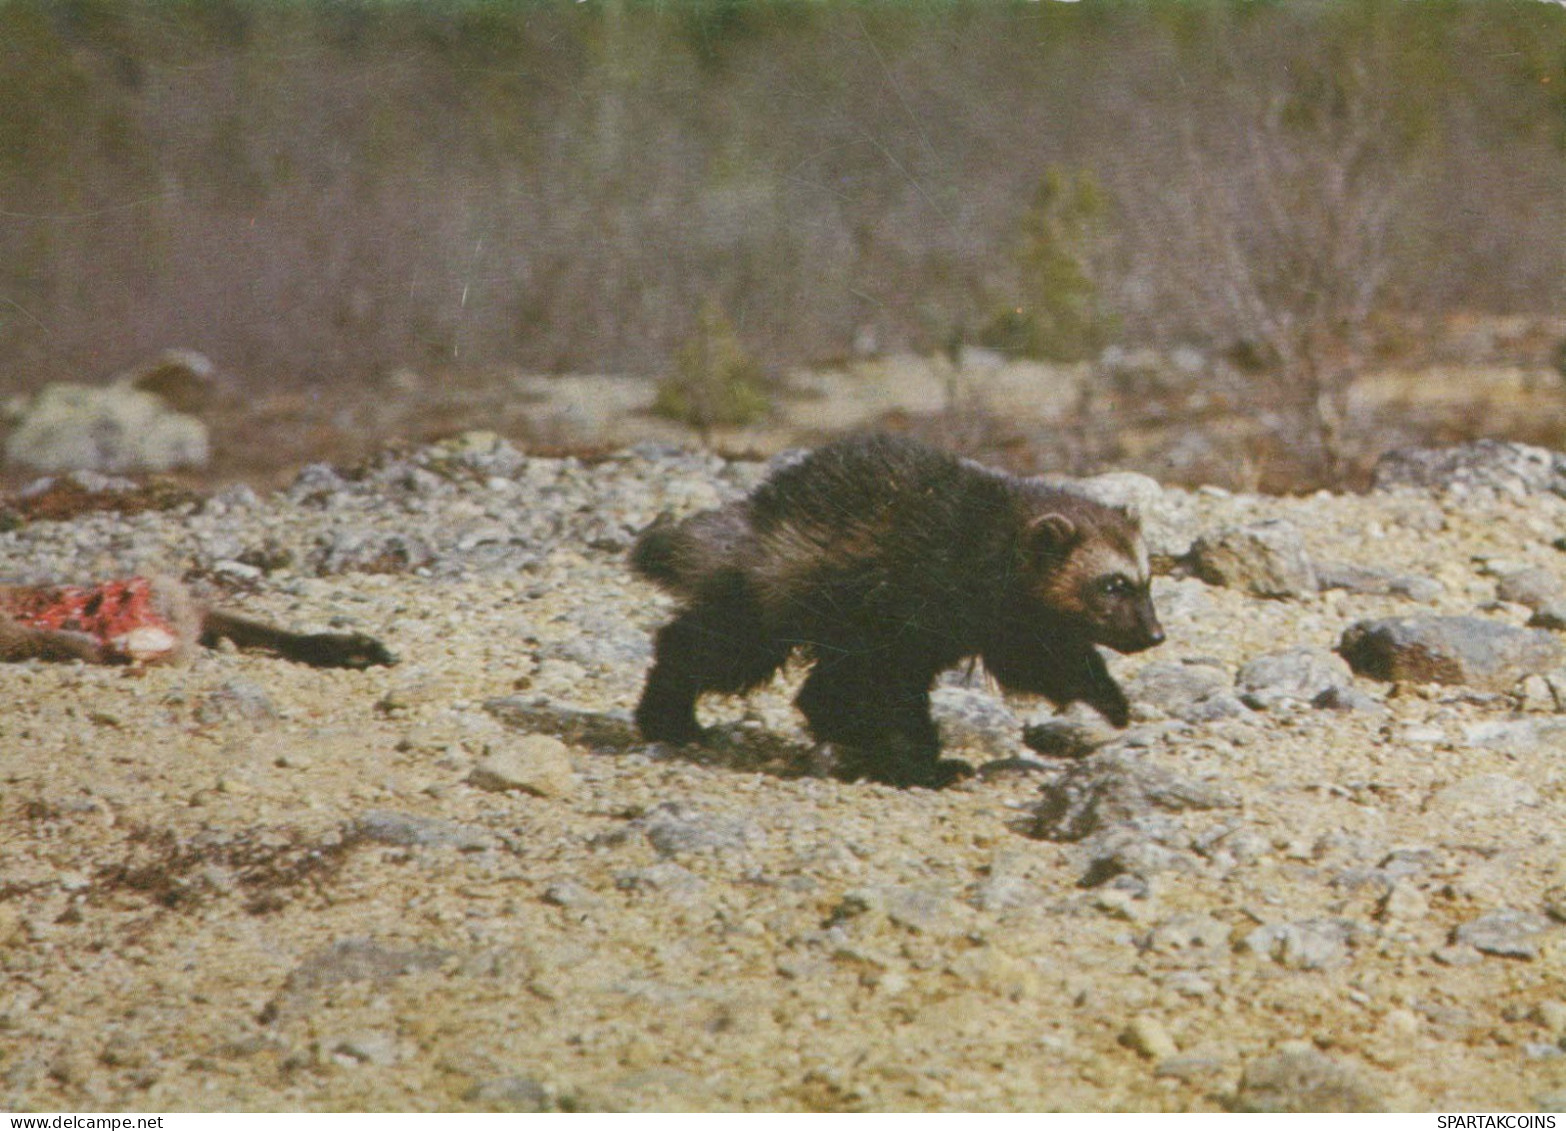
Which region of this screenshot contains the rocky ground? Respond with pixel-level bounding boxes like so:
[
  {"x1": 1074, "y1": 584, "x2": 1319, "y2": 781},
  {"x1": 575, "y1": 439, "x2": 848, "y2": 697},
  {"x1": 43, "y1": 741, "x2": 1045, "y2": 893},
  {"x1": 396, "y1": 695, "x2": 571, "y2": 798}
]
[{"x1": 6, "y1": 433, "x2": 1566, "y2": 1111}]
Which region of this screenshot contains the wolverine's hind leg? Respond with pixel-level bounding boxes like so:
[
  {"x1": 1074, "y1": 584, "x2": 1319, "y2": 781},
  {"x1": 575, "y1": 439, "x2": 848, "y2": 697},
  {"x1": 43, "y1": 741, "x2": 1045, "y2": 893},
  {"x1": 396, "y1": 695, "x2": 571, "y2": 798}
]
[
  {"x1": 795, "y1": 654, "x2": 967, "y2": 788},
  {"x1": 635, "y1": 595, "x2": 789, "y2": 745}
]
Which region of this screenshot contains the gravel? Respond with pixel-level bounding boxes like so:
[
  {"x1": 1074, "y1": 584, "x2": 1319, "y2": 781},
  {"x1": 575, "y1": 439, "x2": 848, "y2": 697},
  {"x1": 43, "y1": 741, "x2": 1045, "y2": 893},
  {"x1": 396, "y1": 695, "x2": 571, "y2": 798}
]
[{"x1": 6, "y1": 433, "x2": 1566, "y2": 1110}]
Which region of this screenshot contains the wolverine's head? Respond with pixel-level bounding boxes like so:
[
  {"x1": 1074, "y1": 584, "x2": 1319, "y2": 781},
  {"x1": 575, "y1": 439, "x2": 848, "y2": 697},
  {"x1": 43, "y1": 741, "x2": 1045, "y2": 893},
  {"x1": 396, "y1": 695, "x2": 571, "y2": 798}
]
[{"x1": 1019, "y1": 495, "x2": 1165, "y2": 654}]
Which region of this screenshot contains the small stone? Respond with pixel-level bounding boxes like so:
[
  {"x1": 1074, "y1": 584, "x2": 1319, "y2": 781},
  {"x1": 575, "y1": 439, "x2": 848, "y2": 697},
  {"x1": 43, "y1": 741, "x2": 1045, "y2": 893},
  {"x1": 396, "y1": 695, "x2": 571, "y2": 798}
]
[
  {"x1": 1121, "y1": 1015, "x2": 1179, "y2": 1061},
  {"x1": 541, "y1": 880, "x2": 602, "y2": 909},
  {"x1": 1236, "y1": 647, "x2": 1353, "y2": 710},
  {"x1": 1428, "y1": 773, "x2": 1539, "y2": 819},
  {"x1": 331, "y1": 1031, "x2": 399, "y2": 1066},
  {"x1": 1155, "y1": 1055, "x2": 1226, "y2": 1081},
  {"x1": 1022, "y1": 717, "x2": 1113, "y2": 759},
  {"x1": 1240, "y1": 919, "x2": 1353, "y2": 970},
  {"x1": 1311, "y1": 685, "x2": 1384, "y2": 713},
  {"x1": 0, "y1": 904, "x2": 26, "y2": 947},
  {"x1": 1497, "y1": 567, "x2": 1565, "y2": 611},
  {"x1": 1125, "y1": 660, "x2": 1244, "y2": 723},
  {"x1": 1543, "y1": 885, "x2": 1566, "y2": 923},
  {"x1": 1518, "y1": 674, "x2": 1557, "y2": 712},
  {"x1": 1146, "y1": 914, "x2": 1230, "y2": 955},
  {"x1": 1032, "y1": 750, "x2": 1237, "y2": 842},
  {"x1": 1432, "y1": 944, "x2": 1483, "y2": 967},
  {"x1": 837, "y1": 885, "x2": 970, "y2": 938},
  {"x1": 468, "y1": 736, "x2": 576, "y2": 799},
  {"x1": 1453, "y1": 909, "x2": 1555, "y2": 959},
  {"x1": 1377, "y1": 882, "x2": 1428, "y2": 923},
  {"x1": 353, "y1": 810, "x2": 497, "y2": 852},
  {"x1": 195, "y1": 680, "x2": 279, "y2": 725},
  {"x1": 1530, "y1": 604, "x2": 1566, "y2": 631},
  {"x1": 1533, "y1": 1000, "x2": 1566, "y2": 1038},
  {"x1": 466, "y1": 1076, "x2": 552, "y2": 1112},
  {"x1": 1191, "y1": 519, "x2": 1317, "y2": 599},
  {"x1": 635, "y1": 802, "x2": 765, "y2": 857},
  {"x1": 947, "y1": 948, "x2": 1041, "y2": 1001},
  {"x1": 1315, "y1": 562, "x2": 1441, "y2": 603}
]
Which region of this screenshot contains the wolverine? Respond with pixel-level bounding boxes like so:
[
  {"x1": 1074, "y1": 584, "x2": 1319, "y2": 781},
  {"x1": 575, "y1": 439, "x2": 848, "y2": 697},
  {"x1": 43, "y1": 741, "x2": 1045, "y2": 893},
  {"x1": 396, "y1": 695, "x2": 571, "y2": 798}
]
[{"x1": 631, "y1": 433, "x2": 1164, "y2": 787}]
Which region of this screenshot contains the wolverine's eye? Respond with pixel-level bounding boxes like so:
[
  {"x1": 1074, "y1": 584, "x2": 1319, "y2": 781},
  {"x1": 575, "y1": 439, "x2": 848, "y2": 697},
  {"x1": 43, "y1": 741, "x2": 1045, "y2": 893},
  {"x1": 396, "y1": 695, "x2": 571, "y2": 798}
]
[{"x1": 1097, "y1": 575, "x2": 1134, "y2": 597}]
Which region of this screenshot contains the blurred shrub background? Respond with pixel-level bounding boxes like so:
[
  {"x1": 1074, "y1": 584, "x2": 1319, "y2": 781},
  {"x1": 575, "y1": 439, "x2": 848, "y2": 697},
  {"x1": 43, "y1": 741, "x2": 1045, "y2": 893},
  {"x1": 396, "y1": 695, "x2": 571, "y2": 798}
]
[{"x1": 0, "y1": 0, "x2": 1562, "y2": 488}]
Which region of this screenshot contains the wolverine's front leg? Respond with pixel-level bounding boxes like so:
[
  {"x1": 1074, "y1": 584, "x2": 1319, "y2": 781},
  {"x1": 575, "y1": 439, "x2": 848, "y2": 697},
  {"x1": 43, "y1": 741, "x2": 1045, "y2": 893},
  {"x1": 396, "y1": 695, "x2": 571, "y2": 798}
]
[{"x1": 982, "y1": 635, "x2": 1131, "y2": 728}]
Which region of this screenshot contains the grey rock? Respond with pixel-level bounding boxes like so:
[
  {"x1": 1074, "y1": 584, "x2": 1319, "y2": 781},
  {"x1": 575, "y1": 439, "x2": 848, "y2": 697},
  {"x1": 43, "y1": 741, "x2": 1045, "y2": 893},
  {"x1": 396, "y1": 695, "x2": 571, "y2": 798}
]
[
  {"x1": 1240, "y1": 919, "x2": 1355, "y2": 971},
  {"x1": 1022, "y1": 717, "x2": 1114, "y2": 759},
  {"x1": 1126, "y1": 660, "x2": 1244, "y2": 723},
  {"x1": 311, "y1": 529, "x2": 434, "y2": 576},
  {"x1": 929, "y1": 685, "x2": 1022, "y2": 758},
  {"x1": 1315, "y1": 561, "x2": 1442, "y2": 603},
  {"x1": 1232, "y1": 1045, "x2": 1386, "y2": 1112},
  {"x1": 1236, "y1": 646, "x2": 1353, "y2": 710},
  {"x1": 1311, "y1": 685, "x2": 1385, "y2": 713},
  {"x1": 1453, "y1": 909, "x2": 1556, "y2": 960},
  {"x1": 352, "y1": 810, "x2": 497, "y2": 852},
  {"x1": 541, "y1": 879, "x2": 602, "y2": 909},
  {"x1": 194, "y1": 680, "x2": 279, "y2": 725},
  {"x1": 614, "y1": 862, "x2": 707, "y2": 903},
  {"x1": 5, "y1": 382, "x2": 210, "y2": 474},
  {"x1": 1531, "y1": 603, "x2": 1566, "y2": 631},
  {"x1": 280, "y1": 938, "x2": 453, "y2": 996},
  {"x1": 1145, "y1": 913, "x2": 1230, "y2": 955},
  {"x1": 1120, "y1": 1015, "x2": 1179, "y2": 1060},
  {"x1": 330, "y1": 1031, "x2": 399, "y2": 1066},
  {"x1": 1338, "y1": 615, "x2": 1564, "y2": 691},
  {"x1": 1496, "y1": 566, "x2": 1566, "y2": 611},
  {"x1": 1080, "y1": 826, "x2": 1195, "y2": 886},
  {"x1": 1429, "y1": 772, "x2": 1539, "y2": 818},
  {"x1": 1191, "y1": 519, "x2": 1317, "y2": 599},
  {"x1": 466, "y1": 1075, "x2": 552, "y2": 1112},
  {"x1": 544, "y1": 611, "x2": 653, "y2": 671},
  {"x1": 468, "y1": 736, "x2": 576, "y2": 799},
  {"x1": 1372, "y1": 439, "x2": 1566, "y2": 499},
  {"x1": 835, "y1": 884, "x2": 969, "y2": 937},
  {"x1": 636, "y1": 802, "x2": 765, "y2": 857},
  {"x1": 1032, "y1": 750, "x2": 1237, "y2": 842}
]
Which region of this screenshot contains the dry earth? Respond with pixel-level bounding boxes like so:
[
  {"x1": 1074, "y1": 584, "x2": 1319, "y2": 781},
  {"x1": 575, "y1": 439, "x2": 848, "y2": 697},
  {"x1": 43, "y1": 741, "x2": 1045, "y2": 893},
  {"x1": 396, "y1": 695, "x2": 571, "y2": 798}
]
[{"x1": 5, "y1": 434, "x2": 1566, "y2": 1111}]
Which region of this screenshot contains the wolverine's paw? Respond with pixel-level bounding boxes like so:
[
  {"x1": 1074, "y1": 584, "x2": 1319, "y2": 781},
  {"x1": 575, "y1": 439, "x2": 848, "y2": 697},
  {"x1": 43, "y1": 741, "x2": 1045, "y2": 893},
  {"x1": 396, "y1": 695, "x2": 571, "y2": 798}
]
[
  {"x1": 298, "y1": 632, "x2": 398, "y2": 669},
  {"x1": 1085, "y1": 684, "x2": 1132, "y2": 729},
  {"x1": 827, "y1": 743, "x2": 974, "y2": 790},
  {"x1": 633, "y1": 702, "x2": 706, "y2": 746}
]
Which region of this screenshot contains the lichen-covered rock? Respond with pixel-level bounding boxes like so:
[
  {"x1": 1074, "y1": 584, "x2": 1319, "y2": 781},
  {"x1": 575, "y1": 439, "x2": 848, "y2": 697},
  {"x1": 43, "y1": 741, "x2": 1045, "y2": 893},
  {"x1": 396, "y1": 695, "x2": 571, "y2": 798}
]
[
  {"x1": 1191, "y1": 519, "x2": 1317, "y2": 599},
  {"x1": 1338, "y1": 616, "x2": 1564, "y2": 691},
  {"x1": 4, "y1": 382, "x2": 210, "y2": 473}
]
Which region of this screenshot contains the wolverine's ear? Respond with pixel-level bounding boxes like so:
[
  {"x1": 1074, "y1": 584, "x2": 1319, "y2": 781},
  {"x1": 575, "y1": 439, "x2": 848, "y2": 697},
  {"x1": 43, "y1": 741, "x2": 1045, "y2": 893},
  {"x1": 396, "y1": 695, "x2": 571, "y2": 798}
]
[{"x1": 1026, "y1": 512, "x2": 1079, "y2": 558}]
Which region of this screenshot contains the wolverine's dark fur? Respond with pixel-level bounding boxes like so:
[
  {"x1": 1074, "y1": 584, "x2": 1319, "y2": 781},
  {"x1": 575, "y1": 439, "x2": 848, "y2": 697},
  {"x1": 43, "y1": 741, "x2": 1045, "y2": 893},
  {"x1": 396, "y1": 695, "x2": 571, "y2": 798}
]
[{"x1": 632, "y1": 434, "x2": 1163, "y2": 787}]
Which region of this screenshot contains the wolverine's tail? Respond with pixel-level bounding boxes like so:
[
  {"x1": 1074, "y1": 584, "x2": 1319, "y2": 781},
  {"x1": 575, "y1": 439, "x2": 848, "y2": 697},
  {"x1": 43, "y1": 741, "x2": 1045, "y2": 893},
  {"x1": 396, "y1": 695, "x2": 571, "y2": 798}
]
[
  {"x1": 630, "y1": 504, "x2": 752, "y2": 598},
  {"x1": 630, "y1": 517, "x2": 684, "y2": 589}
]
